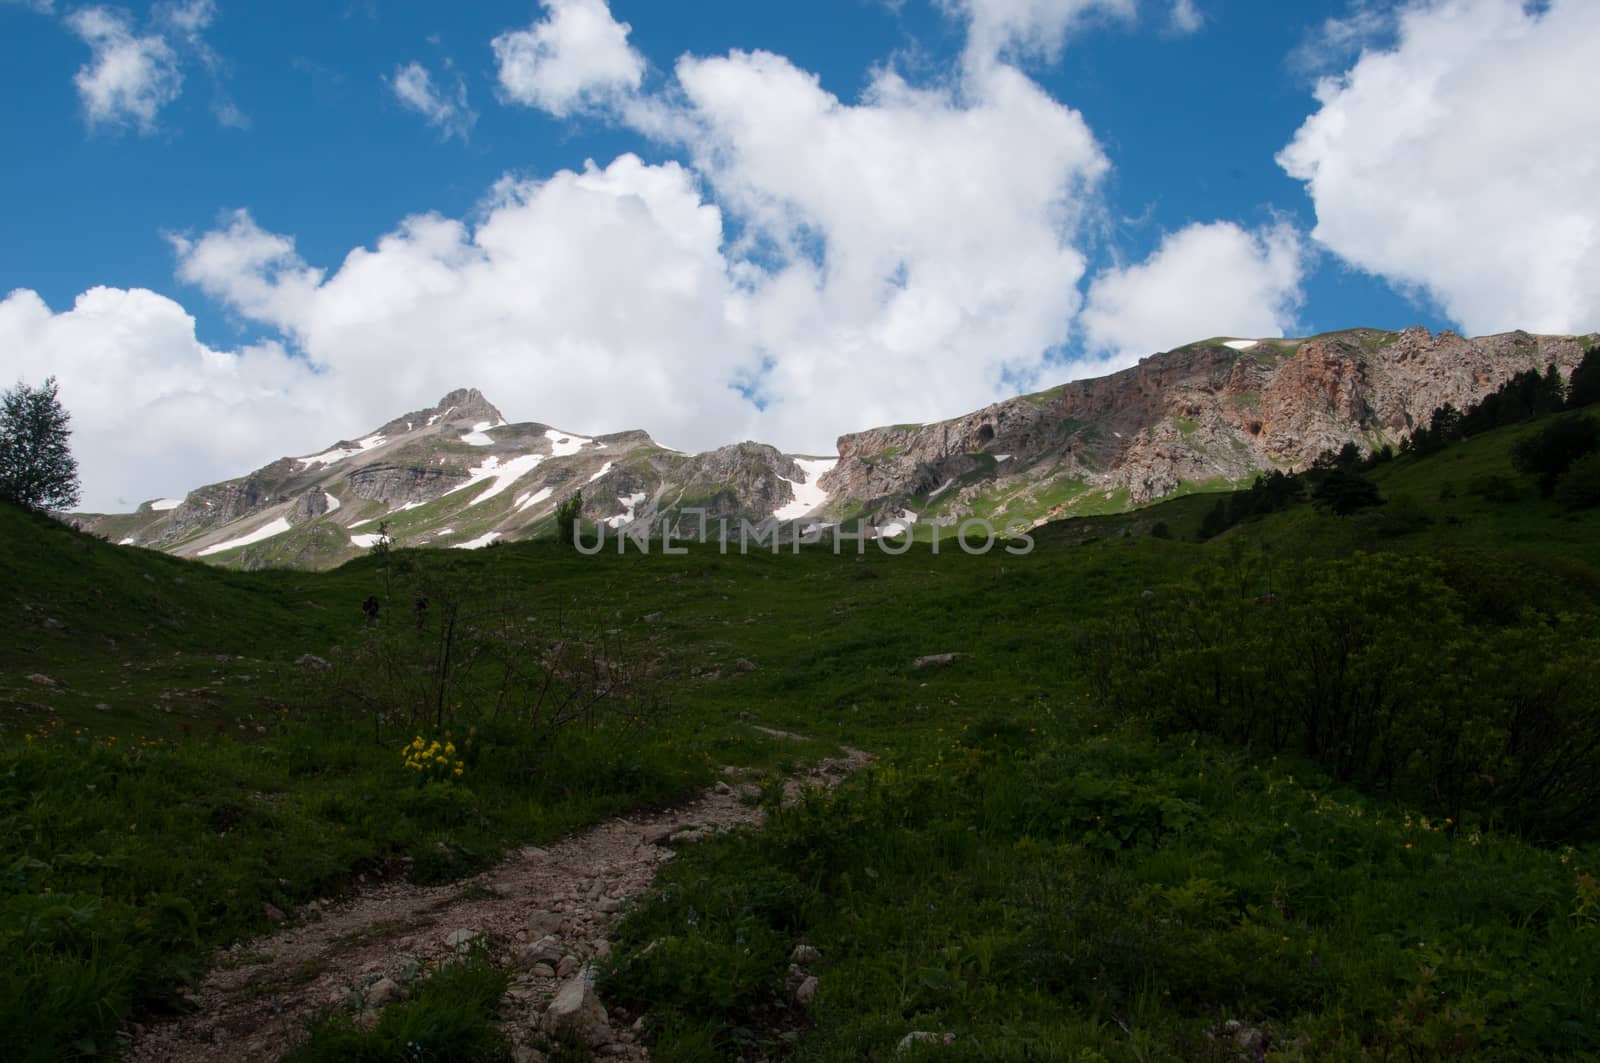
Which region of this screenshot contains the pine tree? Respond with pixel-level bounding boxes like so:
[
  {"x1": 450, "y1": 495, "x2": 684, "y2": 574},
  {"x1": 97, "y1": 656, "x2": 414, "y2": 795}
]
[
  {"x1": 0, "y1": 376, "x2": 81, "y2": 513},
  {"x1": 1570, "y1": 345, "x2": 1600, "y2": 409},
  {"x1": 556, "y1": 494, "x2": 583, "y2": 546}
]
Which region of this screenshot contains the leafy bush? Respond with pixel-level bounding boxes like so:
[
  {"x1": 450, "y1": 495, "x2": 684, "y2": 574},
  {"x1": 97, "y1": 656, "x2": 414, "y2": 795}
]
[
  {"x1": 1467, "y1": 474, "x2": 1520, "y2": 503},
  {"x1": 1089, "y1": 553, "x2": 1600, "y2": 839},
  {"x1": 1512, "y1": 415, "x2": 1600, "y2": 494},
  {"x1": 556, "y1": 494, "x2": 583, "y2": 546},
  {"x1": 1310, "y1": 469, "x2": 1383, "y2": 514},
  {"x1": 1553, "y1": 451, "x2": 1600, "y2": 511},
  {"x1": 1569, "y1": 344, "x2": 1600, "y2": 408}
]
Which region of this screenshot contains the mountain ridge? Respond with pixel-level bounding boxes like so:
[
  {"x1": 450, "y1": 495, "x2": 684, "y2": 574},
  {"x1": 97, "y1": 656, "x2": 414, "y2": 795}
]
[{"x1": 78, "y1": 325, "x2": 1598, "y2": 568}]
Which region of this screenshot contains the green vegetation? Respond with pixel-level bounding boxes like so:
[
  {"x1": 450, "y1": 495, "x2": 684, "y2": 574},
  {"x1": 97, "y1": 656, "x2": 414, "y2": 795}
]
[
  {"x1": 286, "y1": 949, "x2": 510, "y2": 1063},
  {"x1": 1, "y1": 375, "x2": 81, "y2": 513},
  {"x1": 556, "y1": 493, "x2": 583, "y2": 546},
  {"x1": 7, "y1": 379, "x2": 1600, "y2": 1060}
]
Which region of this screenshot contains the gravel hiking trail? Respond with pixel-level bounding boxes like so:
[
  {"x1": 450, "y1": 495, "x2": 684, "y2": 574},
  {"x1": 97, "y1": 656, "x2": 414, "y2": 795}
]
[{"x1": 128, "y1": 734, "x2": 871, "y2": 1063}]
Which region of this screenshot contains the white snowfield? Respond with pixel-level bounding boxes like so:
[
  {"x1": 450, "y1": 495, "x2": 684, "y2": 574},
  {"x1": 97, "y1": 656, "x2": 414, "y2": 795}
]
[
  {"x1": 425, "y1": 406, "x2": 456, "y2": 427},
  {"x1": 297, "y1": 434, "x2": 387, "y2": 469},
  {"x1": 516, "y1": 486, "x2": 554, "y2": 513},
  {"x1": 878, "y1": 509, "x2": 920, "y2": 538},
  {"x1": 773, "y1": 457, "x2": 838, "y2": 520},
  {"x1": 994, "y1": 454, "x2": 1012, "y2": 462},
  {"x1": 452, "y1": 531, "x2": 502, "y2": 550},
  {"x1": 119, "y1": 536, "x2": 137, "y2": 545},
  {"x1": 444, "y1": 453, "x2": 549, "y2": 506},
  {"x1": 148, "y1": 498, "x2": 182, "y2": 511},
  {"x1": 460, "y1": 421, "x2": 499, "y2": 446},
  {"x1": 323, "y1": 492, "x2": 341, "y2": 513},
  {"x1": 349, "y1": 532, "x2": 386, "y2": 549},
  {"x1": 1224, "y1": 339, "x2": 1259, "y2": 351},
  {"x1": 546, "y1": 428, "x2": 597, "y2": 457},
  {"x1": 606, "y1": 491, "x2": 648, "y2": 528},
  {"x1": 928, "y1": 479, "x2": 956, "y2": 500},
  {"x1": 198, "y1": 517, "x2": 292, "y2": 557},
  {"x1": 587, "y1": 461, "x2": 615, "y2": 483}
]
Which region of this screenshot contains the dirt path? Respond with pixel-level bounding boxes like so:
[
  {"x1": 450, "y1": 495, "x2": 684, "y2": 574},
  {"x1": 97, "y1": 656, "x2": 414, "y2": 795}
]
[{"x1": 129, "y1": 738, "x2": 871, "y2": 1063}]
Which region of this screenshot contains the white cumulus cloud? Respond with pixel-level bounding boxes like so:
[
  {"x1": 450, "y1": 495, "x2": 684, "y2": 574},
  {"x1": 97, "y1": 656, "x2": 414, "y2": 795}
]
[
  {"x1": 1279, "y1": 0, "x2": 1600, "y2": 336},
  {"x1": 491, "y1": 0, "x2": 645, "y2": 117},
  {"x1": 66, "y1": 6, "x2": 183, "y2": 132},
  {"x1": 0, "y1": 286, "x2": 329, "y2": 511},
  {"x1": 1081, "y1": 221, "x2": 1306, "y2": 362},
  {"x1": 664, "y1": 51, "x2": 1110, "y2": 433},
  {"x1": 389, "y1": 60, "x2": 476, "y2": 140}
]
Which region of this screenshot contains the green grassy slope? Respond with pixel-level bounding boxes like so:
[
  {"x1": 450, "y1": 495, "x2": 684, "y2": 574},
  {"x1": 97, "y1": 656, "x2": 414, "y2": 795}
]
[{"x1": 3, "y1": 408, "x2": 1599, "y2": 1060}]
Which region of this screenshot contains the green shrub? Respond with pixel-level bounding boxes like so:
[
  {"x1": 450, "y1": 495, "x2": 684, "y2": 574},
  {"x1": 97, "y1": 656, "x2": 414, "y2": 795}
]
[
  {"x1": 1553, "y1": 452, "x2": 1600, "y2": 511},
  {"x1": 1568, "y1": 344, "x2": 1600, "y2": 408},
  {"x1": 1089, "y1": 553, "x2": 1600, "y2": 838},
  {"x1": 1467, "y1": 474, "x2": 1520, "y2": 503},
  {"x1": 1512, "y1": 414, "x2": 1600, "y2": 494},
  {"x1": 556, "y1": 494, "x2": 583, "y2": 546},
  {"x1": 1310, "y1": 470, "x2": 1383, "y2": 514}
]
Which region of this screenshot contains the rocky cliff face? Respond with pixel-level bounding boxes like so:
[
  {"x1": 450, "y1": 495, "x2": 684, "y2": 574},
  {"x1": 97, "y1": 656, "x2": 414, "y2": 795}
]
[
  {"x1": 78, "y1": 326, "x2": 1595, "y2": 568},
  {"x1": 821, "y1": 327, "x2": 1590, "y2": 524}
]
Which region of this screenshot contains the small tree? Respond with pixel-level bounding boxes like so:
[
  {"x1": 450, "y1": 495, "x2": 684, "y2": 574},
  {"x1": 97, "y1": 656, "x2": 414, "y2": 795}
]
[
  {"x1": 0, "y1": 377, "x2": 81, "y2": 512},
  {"x1": 556, "y1": 494, "x2": 583, "y2": 546},
  {"x1": 1512, "y1": 415, "x2": 1600, "y2": 495},
  {"x1": 1570, "y1": 345, "x2": 1600, "y2": 409},
  {"x1": 1553, "y1": 452, "x2": 1600, "y2": 511},
  {"x1": 1311, "y1": 470, "x2": 1384, "y2": 515}
]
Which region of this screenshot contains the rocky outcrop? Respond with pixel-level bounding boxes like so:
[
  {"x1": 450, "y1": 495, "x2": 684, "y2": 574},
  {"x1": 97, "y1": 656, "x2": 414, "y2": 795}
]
[
  {"x1": 823, "y1": 327, "x2": 1590, "y2": 511},
  {"x1": 347, "y1": 463, "x2": 468, "y2": 506}
]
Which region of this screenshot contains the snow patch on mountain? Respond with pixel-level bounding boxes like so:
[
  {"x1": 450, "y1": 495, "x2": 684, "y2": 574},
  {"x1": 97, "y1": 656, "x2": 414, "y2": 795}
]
[
  {"x1": 324, "y1": 492, "x2": 341, "y2": 513},
  {"x1": 453, "y1": 531, "x2": 502, "y2": 550},
  {"x1": 605, "y1": 491, "x2": 648, "y2": 528},
  {"x1": 445, "y1": 453, "x2": 548, "y2": 506},
  {"x1": 1224, "y1": 339, "x2": 1259, "y2": 351},
  {"x1": 928, "y1": 479, "x2": 956, "y2": 499},
  {"x1": 199, "y1": 517, "x2": 292, "y2": 556},
  {"x1": 148, "y1": 498, "x2": 182, "y2": 511},
  {"x1": 516, "y1": 486, "x2": 554, "y2": 513},
  {"x1": 460, "y1": 422, "x2": 499, "y2": 446},
  {"x1": 298, "y1": 434, "x2": 387, "y2": 469},
  {"x1": 546, "y1": 429, "x2": 596, "y2": 457},
  {"x1": 350, "y1": 532, "x2": 386, "y2": 549},
  {"x1": 773, "y1": 457, "x2": 838, "y2": 520},
  {"x1": 878, "y1": 509, "x2": 919, "y2": 538},
  {"x1": 588, "y1": 461, "x2": 615, "y2": 482}
]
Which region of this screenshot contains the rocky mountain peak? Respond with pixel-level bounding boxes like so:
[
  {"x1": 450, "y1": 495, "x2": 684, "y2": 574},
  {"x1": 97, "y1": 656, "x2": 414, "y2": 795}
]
[
  {"x1": 433, "y1": 388, "x2": 503, "y2": 423},
  {"x1": 379, "y1": 387, "x2": 505, "y2": 435}
]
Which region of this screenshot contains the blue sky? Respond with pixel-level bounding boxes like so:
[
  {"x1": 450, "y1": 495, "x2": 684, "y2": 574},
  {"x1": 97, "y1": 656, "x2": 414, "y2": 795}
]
[
  {"x1": 1, "y1": 0, "x2": 1427, "y2": 341},
  {"x1": 2, "y1": 0, "x2": 1596, "y2": 509}
]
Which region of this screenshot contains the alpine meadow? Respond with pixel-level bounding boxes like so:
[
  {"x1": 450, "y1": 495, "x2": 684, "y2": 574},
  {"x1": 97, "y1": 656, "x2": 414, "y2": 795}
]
[{"x1": 5, "y1": 1, "x2": 1600, "y2": 1061}]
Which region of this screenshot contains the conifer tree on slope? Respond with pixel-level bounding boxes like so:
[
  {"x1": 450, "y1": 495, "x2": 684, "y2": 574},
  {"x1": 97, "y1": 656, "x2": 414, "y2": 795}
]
[{"x1": 0, "y1": 376, "x2": 81, "y2": 513}]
